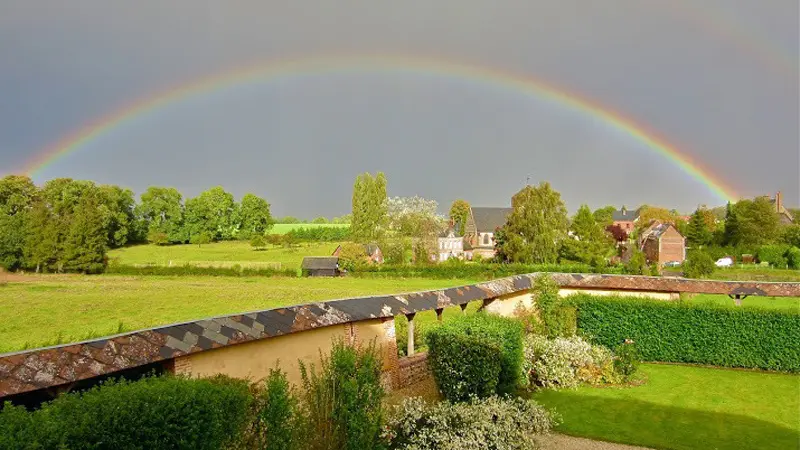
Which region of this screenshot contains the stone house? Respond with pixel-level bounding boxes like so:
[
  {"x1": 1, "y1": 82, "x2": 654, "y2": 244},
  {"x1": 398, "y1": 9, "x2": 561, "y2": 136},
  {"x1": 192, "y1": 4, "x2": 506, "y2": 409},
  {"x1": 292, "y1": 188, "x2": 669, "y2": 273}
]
[
  {"x1": 463, "y1": 207, "x2": 512, "y2": 259},
  {"x1": 612, "y1": 206, "x2": 641, "y2": 233},
  {"x1": 437, "y1": 224, "x2": 464, "y2": 262},
  {"x1": 638, "y1": 221, "x2": 686, "y2": 266}
]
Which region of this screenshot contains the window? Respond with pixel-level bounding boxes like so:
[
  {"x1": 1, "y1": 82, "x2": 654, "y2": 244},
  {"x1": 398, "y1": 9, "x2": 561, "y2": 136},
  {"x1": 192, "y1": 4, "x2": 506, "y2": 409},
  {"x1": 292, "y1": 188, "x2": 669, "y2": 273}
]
[{"x1": 483, "y1": 234, "x2": 489, "y2": 245}]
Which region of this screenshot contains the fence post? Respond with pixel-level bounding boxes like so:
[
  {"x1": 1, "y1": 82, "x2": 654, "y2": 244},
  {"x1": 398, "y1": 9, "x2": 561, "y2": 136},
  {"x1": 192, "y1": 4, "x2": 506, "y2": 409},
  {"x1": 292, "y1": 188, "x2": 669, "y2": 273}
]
[{"x1": 405, "y1": 313, "x2": 416, "y2": 356}]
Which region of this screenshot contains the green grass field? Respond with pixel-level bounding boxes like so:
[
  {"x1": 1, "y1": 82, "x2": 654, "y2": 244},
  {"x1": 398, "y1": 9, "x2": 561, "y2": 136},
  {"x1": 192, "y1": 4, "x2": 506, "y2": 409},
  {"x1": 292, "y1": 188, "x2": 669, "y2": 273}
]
[
  {"x1": 108, "y1": 241, "x2": 341, "y2": 269},
  {"x1": 711, "y1": 266, "x2": 800, "y2": 282},
  {"x1": 269, "y1": 223, "x2": 349, "y2": 234},
  {"x1": 0, "y1": 275, "x2": 474, "y2": 353},
  {"x1": 532, "y1": 364, "x2": 800, "y2": 450}
]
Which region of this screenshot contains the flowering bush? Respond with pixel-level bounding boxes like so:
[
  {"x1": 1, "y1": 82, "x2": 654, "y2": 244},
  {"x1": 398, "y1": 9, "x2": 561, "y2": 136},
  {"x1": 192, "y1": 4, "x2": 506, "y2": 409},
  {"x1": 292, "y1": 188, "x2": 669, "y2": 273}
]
[
  {"x1": 524, "y1": 335, "x2": 619, "y2": 389},
  {"x1": 384, "y1": 396, "x2": 559, "y2": 450}
]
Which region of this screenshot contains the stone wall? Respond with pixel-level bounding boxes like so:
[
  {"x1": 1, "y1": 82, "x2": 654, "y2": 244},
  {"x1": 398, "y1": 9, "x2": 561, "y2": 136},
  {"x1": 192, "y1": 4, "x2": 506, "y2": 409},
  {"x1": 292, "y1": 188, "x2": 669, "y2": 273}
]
[{"x1": 397, "y1": 353, "x2": 430, "y2": 389}]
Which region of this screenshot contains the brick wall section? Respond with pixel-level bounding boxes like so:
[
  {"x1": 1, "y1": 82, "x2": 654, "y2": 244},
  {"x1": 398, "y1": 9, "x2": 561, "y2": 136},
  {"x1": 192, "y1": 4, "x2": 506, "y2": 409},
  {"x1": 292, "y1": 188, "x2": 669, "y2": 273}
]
[
  {"x1": 1, "y1": 273, "x2": 798, "y2": 399},
  {"x1": 397, "y1": 353, "x2": 430, "y2": 389}
]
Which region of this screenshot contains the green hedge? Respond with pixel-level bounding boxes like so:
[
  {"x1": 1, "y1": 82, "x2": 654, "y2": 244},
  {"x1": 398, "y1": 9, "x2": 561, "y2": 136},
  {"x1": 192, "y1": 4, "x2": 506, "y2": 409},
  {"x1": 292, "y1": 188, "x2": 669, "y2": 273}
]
[
  {"x1": 574, "y1": 296, "x2": 800, "y2": 372},
  {"x1": 352, "y1": 263, "x2": 625, "y2": 280},
  {"x1": 426, "y1": 313, "x2": 524, "y2": 401},
  {"x1": 106, "y1": 264, "x2": 298, "y2": 277},
  {"x1": 0, "y1": 375, "x2": 252, "y2": 450}
]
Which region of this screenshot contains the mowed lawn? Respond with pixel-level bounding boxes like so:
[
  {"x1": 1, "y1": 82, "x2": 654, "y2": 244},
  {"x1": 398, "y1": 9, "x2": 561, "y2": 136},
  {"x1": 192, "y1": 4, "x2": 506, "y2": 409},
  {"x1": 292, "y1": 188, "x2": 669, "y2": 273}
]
[
  {"x1": 108, "y1": 241, "x2": 342, "y2": 269},
  {"x1": 0, "y1": 275, "x2": 474, "y2": 353},
  {"x1": 533, "y1": 364, "x2": 800, "y2": 450}
]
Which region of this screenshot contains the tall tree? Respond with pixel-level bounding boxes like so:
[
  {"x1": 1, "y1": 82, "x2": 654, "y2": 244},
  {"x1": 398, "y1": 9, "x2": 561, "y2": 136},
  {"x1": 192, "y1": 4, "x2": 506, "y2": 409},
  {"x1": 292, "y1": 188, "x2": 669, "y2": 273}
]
[
  {"x1": 59, "y1": 191, "x2": 108, "y2": 274},
  {"x1": 138, "y1": 187, "x2": 185, "y2": 244},
  {"x1": 97, "y1": 184, "x2": 139, "y2": 248},
  {"x1": 592, "y1": 205, "x2": 617, "y2": 227},
  {"x1": 687, "y1": 207, "x2": 713, "y2": 247},
  {"x1": 724, "y1": 197, "x2": 780, "y2": 246},
  {"x1": 0, "y1": 176, "x2": 37, "y2": 270},
  {"x1": 448, "y1": 199, "x2": 471, "y2": 235},
  {"x1": 495, "y1": 182, "x2": 568, "y2": 264},
  {"x1": 24, "y1": 199, "x2": 59, "y2": 272},
  {"x1": 635, "y1": 206, "x2": 678, "y2": 233},
  {"x1": 561, "y1": 205, "x2": 614, "y2": 263},
  {"x1": 183, "y1": 186, "x2": 239, "y2": 241},
  {"x1": 350, "y1": 172, "x2": 388, "y2": 242},
  {"x1": 238, "y1": 193, "x2": 273, "y2": 239}
]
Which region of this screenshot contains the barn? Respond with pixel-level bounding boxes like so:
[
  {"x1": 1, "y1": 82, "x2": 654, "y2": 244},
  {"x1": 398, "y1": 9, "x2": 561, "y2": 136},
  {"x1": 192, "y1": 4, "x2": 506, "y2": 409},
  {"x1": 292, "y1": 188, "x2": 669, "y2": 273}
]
[{"x1": 301, "y1": 256, "x2": 341, "y2": 277}]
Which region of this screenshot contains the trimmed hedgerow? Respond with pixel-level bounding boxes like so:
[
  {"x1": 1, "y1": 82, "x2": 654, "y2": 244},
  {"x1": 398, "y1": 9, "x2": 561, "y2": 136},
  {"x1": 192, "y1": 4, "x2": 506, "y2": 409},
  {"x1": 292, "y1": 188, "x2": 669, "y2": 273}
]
[
  {"x1": 574, "y1": 295, "x2": 800, "y2": 372},
  {"x1": 426, "y1": 313, "x2": 524, "y2": 401},
  {"x1": 0, "y1": 375, "x2": 252, "y2": 450}
]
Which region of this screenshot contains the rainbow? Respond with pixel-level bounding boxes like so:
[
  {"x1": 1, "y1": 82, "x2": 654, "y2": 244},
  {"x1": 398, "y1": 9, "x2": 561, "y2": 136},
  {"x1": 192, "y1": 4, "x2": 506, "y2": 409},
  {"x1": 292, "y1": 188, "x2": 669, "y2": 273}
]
[{"x1": 24, "y1": 54, "x2": 739, "y2": 201}]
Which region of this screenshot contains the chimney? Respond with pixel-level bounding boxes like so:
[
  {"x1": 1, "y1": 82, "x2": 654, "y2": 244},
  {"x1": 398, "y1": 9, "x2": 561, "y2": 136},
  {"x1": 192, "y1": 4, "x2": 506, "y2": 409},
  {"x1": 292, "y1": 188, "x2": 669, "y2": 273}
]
[{"x1": 776, "y1": 191, "x2": 782, "y2": 212}]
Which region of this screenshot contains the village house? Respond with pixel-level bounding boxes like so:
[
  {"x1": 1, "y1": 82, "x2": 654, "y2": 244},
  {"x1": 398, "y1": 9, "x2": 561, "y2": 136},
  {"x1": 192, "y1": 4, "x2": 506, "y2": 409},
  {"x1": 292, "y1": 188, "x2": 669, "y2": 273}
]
[
  {"x1": 463, "y1": 207, "x2": 512, "y2": 259},
  {"x1": 331, "y1": 243, "x2": 384, "y2": 264},
  {"x1": 437, "y1": 223, "x2": 464, "y2": 262},
  {"x1": 638, "y1": 221, "x2": 686, "y2": 266},
  {"x1": 612, "y1": 206, "x2": 641, "y2": 233}
]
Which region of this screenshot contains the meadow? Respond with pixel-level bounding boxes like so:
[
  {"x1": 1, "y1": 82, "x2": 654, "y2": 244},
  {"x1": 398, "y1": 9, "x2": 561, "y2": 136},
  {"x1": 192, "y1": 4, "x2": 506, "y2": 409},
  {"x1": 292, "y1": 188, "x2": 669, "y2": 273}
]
[
  {"x1": 0, "y1": 275, "x2": 473, "y2": 353},
  {"x1": 532, "y1": 364, "x2": 800, "y2": 450},
  {"x1": 108, "y1": 240, "x2": 341, "y2": 270}
]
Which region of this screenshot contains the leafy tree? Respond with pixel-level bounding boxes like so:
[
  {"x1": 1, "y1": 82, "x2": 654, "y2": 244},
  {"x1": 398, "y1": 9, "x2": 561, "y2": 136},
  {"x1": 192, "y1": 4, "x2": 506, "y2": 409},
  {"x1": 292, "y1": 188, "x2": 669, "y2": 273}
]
[
  {"x1": 332, "y1": 214, "x2": 352, "y2": 224},
  {"x1": 625, "y1": 249, "x2": 647, "y2": 275},
  {"x1": 277, "y1": 216, "x2": 301, "y2": 224},
  {"x1": 495, "y1": 182, "x2": 569, "y2": 264},
  {"x1": 97, "y1": 185, "x2": 139, "y2": 247},
  {"x1": 605, "y1": 224, "x2": 629, "y2": 244},
  {"x1": 635, "y1": 206, "x2": 677, "y2": 233},
  {"x1": 561, "y1": 205, "x2": 614, "y2": 263},
  {"x1": 592, "y1": 205, "x2": 616, "y2": 227},
  {"x1": 337, "y1": 242, "x2": 367, "y2": 271},
  {"x1": 190, "y1": 232, "x2": 212, "y2": 247},
  {"x1": 724, "y1": 197, "x2": 780, "y2": 246},
  {"x1": 683, "y1": 251, "x2": 715, "y2": 278},
  {"x1": 58, "y1": 191, "x2": 108, "y2": 274},
  {"x1": 350, "y1": 172, "x2": 388, "y2": 242},
  {"x1": 687, "y1": 207, "x2": 713, "y2": 247},
  {"x1": 311, "y1": 216, "x2": 328, "y2": 224},
  {"x1": 23, "y1": 199, "x2": 59, "y2": 272},
  {"x1": 183, "y1": 186, "x2": 239, "y2": 241},
  {"x1": 238, "y1": 193, "x2": 273, "y2": 239},
  {"x1": 788, "y1": 208, "x2": 800, "y2": 222},
  {"x1": 138, "y1": 187, "x2": 185, "y2": 244},
  {"x1": 780, "y1": 224, "x2": 800, "y2": 248},
  {"x1": 249, "y1": 235, "x2": 266, "y2": 250},
  {"x1": 448, "y1": 199, "x2": 471, "y2": 235},
  {"x1": 0, "y1": 176, "x2": 37, "y2": 271}
]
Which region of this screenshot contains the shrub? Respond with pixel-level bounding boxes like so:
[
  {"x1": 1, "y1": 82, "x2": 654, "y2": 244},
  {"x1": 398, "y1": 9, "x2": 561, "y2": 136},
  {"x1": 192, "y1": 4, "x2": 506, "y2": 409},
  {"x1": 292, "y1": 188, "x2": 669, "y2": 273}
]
[
  {"x1": 532, "y1": 274, "x2": 576, "y2": 338},
  {"x1": 625, "y1": 249, "x2": 647, "y2": 275},
  {"x1": 250, "y1": 235, "x2": 266, "y2": 250},
  {"x1": 235, "y1": 367, "x2": 301, "y2": 450},
  {"x1": 786, "y1": 246, "x2": 800, "y2": 270},
  {"x1": 523, "y1": 335, "x2": 619, "y2": 390},
  {"x1": 426, "y1": 329, "x2": 502, "y2": 402},
  {"x1": 298, "y1": 339, "x2": 385, "y2": 450},
  {"x1": 426, "y1": 313, "x2": 524, "y2": 401},
  {"x1": 757, "y1": 245, "x2": 790, "y2": 268},
  {"x1": 385, "y1": 396, "x2": 558, "y2": 450},
  {"x1": 574, "y1": 295, "x2": 800, "y2": 371},
  {"x1": 513, "y1": 300, "x2": 545, "y2": 335},
  {"x1": 683, "y1": 251, "x2": 715, "y2": 278},
  {"x1": 336, "y1": 243, "x2": 369, "y2": 272},
  {"x1": 0, "y1": 375, "x2": 252, "y2": 450},
  {"x1": 614, "y1": 340, "x2": 640, "y2": 380}
]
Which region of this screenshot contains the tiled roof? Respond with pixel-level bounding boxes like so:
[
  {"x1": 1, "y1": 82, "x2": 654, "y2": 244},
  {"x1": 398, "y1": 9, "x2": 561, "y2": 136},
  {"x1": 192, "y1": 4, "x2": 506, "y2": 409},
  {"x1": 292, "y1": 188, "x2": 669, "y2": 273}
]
[
  {"x1": 471, "y1": 207, "x2": 512, "y2": 232},
  {"x1": 301, "y1": 257, "x2": 339, "y2": 270},
  {"x1": 612, "y1": 207, "x2": 641, "y2": 222}
]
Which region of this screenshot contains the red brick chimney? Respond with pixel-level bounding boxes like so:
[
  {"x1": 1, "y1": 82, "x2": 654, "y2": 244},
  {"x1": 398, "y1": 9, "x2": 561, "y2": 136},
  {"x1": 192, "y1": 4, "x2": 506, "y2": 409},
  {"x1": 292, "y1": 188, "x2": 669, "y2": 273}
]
[{"x1": 776, "y1": 191, "x2": 783, "y2": 212}]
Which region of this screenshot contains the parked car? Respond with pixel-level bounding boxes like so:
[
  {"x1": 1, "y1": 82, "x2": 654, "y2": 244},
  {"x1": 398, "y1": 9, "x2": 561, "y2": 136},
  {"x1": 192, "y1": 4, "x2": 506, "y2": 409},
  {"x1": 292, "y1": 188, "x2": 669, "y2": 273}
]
[
  {"x1": 663, "y1": 261, "x2": 681, "y2": 268},
  {"x1": 715, "y1": 257, "x2": 734, "y2": 268}
]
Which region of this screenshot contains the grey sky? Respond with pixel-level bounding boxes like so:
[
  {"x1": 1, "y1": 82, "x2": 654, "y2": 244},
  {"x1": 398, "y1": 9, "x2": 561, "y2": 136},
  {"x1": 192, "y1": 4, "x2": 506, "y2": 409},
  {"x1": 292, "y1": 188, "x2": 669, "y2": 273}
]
[{"x1": 1, "y1": 0, "x2": 798, "y2": 217}]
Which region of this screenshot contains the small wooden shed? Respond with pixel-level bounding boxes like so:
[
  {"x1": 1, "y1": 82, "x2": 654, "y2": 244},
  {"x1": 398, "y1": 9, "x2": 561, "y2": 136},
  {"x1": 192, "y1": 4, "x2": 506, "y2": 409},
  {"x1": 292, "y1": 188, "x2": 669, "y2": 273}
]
[{"x1": 301, "y1": 256, "x2": 341, "y2": 277}]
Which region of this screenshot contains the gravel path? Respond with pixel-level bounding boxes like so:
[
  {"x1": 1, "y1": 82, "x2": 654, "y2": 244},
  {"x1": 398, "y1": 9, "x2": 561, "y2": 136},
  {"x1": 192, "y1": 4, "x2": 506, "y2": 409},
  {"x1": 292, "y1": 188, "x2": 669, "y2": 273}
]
[{"x1": 538, "y1": 433, "x2": 653, "y2": 450}]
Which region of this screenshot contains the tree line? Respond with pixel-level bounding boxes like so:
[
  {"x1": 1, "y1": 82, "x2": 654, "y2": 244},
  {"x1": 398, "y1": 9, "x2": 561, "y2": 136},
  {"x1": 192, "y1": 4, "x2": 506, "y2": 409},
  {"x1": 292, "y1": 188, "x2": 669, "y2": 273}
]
[{"x1": 0, "y1": 176, "x2": 275, "y2": 273}]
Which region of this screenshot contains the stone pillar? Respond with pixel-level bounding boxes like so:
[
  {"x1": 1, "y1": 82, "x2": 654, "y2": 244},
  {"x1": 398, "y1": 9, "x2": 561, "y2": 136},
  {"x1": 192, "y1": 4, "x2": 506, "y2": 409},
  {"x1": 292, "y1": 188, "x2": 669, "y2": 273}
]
[
  {"x1": 406, "y1": 313, "x2": 416, "y2": 356},
  {"x1": 460, "y1": 303, "x2": 468, "y2": 315}
]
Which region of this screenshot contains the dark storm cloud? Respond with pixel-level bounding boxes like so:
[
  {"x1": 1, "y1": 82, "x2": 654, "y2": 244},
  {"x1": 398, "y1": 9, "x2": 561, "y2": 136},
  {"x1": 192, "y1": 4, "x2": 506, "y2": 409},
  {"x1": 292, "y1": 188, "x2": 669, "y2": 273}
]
[{"x1": 0, "y1": 0, "x2": 797, "y2": 217}]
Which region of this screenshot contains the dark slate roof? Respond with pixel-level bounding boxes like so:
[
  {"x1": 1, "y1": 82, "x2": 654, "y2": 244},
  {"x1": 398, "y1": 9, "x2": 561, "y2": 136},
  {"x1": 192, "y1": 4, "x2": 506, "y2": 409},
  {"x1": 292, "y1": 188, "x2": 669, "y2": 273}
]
[
  {"x1": 612, "y1": 207, "x2": 641, "y2": 221},
  {"x1": 301, "y1": 257, "x2": 339, "y2": 270},
  {"x1": 471, "y1": 207, "x2": 512, "y2": 232}
]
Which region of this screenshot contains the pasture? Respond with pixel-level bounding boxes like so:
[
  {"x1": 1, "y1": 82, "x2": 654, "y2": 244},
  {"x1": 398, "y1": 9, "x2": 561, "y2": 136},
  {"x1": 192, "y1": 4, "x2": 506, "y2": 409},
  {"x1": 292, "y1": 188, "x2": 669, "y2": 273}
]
[
  {"x1": 108, "y1": 240, "x2": 341, "y2": 270},
  {"x1": 0, "y1": 275, "x2": 473, "y2": 353},
  {"x1": 532, "y1": 363, "x2": 800, "y2": 450}
]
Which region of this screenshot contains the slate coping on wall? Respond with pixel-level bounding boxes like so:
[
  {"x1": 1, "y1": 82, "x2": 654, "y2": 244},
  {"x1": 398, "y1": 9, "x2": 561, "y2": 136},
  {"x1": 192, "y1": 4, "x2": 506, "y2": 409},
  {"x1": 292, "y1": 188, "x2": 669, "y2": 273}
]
[{"x1": 1, "y1": 273, "x2": 798, "y2": 399}]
